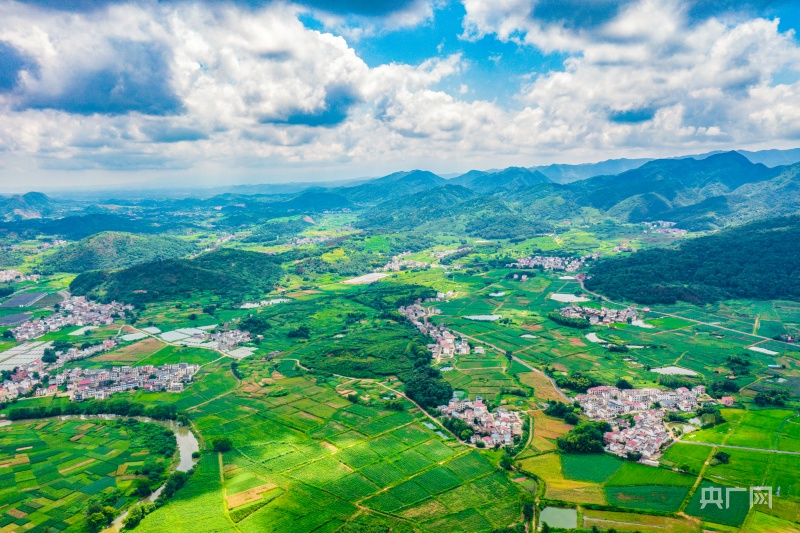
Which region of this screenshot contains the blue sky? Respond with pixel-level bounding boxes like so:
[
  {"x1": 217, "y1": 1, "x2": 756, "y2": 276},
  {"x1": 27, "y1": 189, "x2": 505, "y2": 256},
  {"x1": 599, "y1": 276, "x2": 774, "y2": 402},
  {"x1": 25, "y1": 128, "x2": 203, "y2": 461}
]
[{"x1": 0, "y1": 0, "x2": 799, "y2": 190}]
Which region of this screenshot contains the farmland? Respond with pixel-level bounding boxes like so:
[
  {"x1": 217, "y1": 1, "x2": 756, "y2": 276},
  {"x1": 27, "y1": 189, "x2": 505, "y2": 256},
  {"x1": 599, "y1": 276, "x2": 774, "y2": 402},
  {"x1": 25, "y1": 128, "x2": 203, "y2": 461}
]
[
  {"x1": 0, "y1": 418, "x2": 175, "y2": 533},
  {"x1": 3, "y1": 199, "x2": 800, "y2": 533},
  {"x1": 133, "y1": 367, "x2": 529, "y2": 533}
]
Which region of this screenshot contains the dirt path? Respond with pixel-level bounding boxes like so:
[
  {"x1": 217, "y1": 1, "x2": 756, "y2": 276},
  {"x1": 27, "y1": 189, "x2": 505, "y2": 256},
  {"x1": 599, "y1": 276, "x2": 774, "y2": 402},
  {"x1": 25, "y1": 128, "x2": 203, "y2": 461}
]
[
  {"x1": 677, "y1": 440, "x2": 800, "y2": 455},
  {"x1": 332, "y1": 374, "x2": 464, "y2": 444}
]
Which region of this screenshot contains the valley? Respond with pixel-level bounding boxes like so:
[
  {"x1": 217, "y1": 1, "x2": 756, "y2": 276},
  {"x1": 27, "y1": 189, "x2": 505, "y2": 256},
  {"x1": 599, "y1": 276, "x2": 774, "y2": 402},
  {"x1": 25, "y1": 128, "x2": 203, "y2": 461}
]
[{"x1": 2, "y1": 152, "x2": 800, "y2": 532}]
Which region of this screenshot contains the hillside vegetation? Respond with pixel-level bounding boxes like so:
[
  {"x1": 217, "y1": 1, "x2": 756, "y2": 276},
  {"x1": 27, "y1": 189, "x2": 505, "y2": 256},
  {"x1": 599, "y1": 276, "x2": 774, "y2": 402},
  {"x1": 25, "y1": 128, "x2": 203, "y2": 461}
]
[
  {"x1": 586, "y1": 216, "x2": 800, "y2": 304},
  {"x1": 70, "y1": 248, "x2": 284, "y2": 304},
  {"x1": 40, "y1": 232, "x2": 196, "y2": 273}
]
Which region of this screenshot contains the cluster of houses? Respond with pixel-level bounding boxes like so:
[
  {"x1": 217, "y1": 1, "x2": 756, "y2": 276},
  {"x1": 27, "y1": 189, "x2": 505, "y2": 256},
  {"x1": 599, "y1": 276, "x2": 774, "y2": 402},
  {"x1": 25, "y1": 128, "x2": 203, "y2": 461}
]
[
  {"x1": 424, "y1": 291, "x2": 456, "y2": 302},
  {"x1": 398, "y1": 302, "x2": 472, "y2": 362},
  {"x1": 0, "y1": 339, "x2": 119, "y2": 401},
  {"x1": 577, "y1": 385, "x2": 708, "y2": 461},
  {"x1": 509, "y1": 253, "x2": 599, "y2": 272},
  {"x1": 438, "y1": 394, "x2": 524, "y2": 447},
  {"x1": 12, "y1": 296, "x2": 130, "y2": 341},
  {"x1": 612, "y1": 244, "x2": 636, "y2": 253},
  {"x1": 576, "y1": 385, "x2": 706, "y2": 419},
  {"x1": 0, "y1": 368, "x2": 41, "y2": 402},
  {"x1": 603, "y1": 410, "x2": 670, "y2": 462},
  {"x1": 378, "y1": 252, "x2": 431, "y2": 272},
  {"x1": 643, "y1": 221, "x2": 688, "y2": 235},
  {"x1": 288, "y1": 236, "x2": 331, "y2": 247},
  {"x1": 0, "y1": 270, "x2": 40, "y2": 282},
  {"x1": 431, "y1": 247, "x2": 471, "y2": 259},
  {"x1": 558, "y1": 305, "x2": 639, "y2": 325},
  {"x1": 58, "y1": 363, "x2": 200, "y2": 401},
  {"x1": 1, "y1": 240, "x2": 65, "y2": 254}
]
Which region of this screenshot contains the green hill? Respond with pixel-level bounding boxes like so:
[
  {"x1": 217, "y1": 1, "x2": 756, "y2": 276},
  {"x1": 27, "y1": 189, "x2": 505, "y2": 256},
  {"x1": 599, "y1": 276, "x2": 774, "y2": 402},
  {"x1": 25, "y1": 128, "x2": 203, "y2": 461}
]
[
  {"x1": 338, "y1": 170, "x2": 446, "y2": 204},
  {"x1": 40, "y1": 232, "x2": 196, "y2": 273},
  {"x1": 451, "y1": 166, "x2": 551, "y2": 192},
  {"x1": 585, "y1": 216, "x2": 800, "y2": 305},
  {"x1": 356, "y1": 184, "x2": 477, "y2": 231},
  {"x1": 70, "y1": 248, "x2": 284, "y2": 304}
]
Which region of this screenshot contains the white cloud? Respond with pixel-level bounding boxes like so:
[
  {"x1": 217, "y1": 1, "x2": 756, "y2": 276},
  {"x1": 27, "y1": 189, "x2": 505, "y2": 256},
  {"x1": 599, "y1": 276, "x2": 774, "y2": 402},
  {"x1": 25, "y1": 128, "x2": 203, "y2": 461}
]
[{"x1": 0, "y1": 0, "x2": 799, "y2": 188}]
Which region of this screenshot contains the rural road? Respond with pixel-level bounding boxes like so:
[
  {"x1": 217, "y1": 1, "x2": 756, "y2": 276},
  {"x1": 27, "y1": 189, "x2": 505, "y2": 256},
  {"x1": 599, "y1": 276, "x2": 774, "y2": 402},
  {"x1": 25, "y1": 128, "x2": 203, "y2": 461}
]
[
  {"x1": 451, "y1": 328, "x2": 570, "y2": 402},
  {"x1": 677, "y1": 440, "x2": 800, "y2": 455},
  {"x1": 578, "y1": 279, "x2": 794, "y2": 347}
]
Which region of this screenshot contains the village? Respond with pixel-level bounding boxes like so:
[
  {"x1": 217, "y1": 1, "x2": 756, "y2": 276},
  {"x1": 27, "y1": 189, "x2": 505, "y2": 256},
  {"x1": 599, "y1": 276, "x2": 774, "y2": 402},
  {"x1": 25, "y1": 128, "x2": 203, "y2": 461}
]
[
  {"x1": 11, "y1": 296, "x2": 131, "y2": 341},
  {"x1": 438, "y1": 395, "x2": 525, "y2": 448},
  {"x1": 558, "y1": 304, "x2": 639, "y2": 325},
  {"x1": 643, "y1": 221, "x2": 688, "y2": 235},
  {"x1": 378, "y1": 252, "x2": 432, "y2": 272},
  {"x1": 431, "y1": 247, "x2": 471, "y2": 259},
  {"x1": 509, "y1": 253, "x2": 599, "y2": 272},
  {"x1": 59, "y1": 363, "x2": 200, "y2": 401},
  {"x1": 0, "y1": 269, "x2": 40, "y2": 283},
  {"x1": 575, "y1": 384, "x2": 708, "y2": 461},
  {"x1": 398, "y1": 301, "x2": 481, "y2": 363}
]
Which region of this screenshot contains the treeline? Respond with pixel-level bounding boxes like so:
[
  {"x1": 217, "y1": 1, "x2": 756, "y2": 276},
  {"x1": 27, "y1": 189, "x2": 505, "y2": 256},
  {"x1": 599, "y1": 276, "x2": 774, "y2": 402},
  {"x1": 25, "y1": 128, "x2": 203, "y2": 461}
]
[
  {"x1": 465, "y1": 214, "x2": 553, "y2": 240},
  {"x1": 547, "y1": 311, "x2": 590, "y2": 329},
  {"x1": 7, "y1": 398, "x2": 178, "y2": 421},
  {"x1": 586, "y1": 216, "x2": 800, "y2": 304},
  {"x1": 70, "y1": 248, "x2": 284, "y2": 304},
  {"x1": 241, "y1": 218, "x2": 312, "y2": 244},
  {"x1": 348, "y1": 283, "x2": 437, "y2": 311},
  {"x1": 404, "y1": 367, "x2": 453, "y2": 411}
]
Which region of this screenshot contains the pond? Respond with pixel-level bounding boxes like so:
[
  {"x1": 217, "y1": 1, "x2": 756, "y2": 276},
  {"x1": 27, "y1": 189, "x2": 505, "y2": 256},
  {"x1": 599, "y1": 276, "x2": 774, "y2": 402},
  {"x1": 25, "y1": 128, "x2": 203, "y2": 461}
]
[{"x1": 539, "y1": 507, "x2": 577, "y2": 529}]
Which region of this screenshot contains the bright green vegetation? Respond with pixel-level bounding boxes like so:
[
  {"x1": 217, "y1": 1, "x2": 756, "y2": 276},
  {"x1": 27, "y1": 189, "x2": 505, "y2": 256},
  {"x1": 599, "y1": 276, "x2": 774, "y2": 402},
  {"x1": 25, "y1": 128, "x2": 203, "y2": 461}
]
[
  {"x1": 133, "y1": 369, "x2": 527, "y2": 533},
  {"x1": 560, "y1": 453, "x2": 623, "y2": 482},
  {"x1": 0, "y1": 418, "x2": 175, "y2": 533},
  {"x1": 6, "y1": 154, "x2": 800, "y2": 533},
  {"x1": 39, "y1": 232, "x2": 196, "y2": 274},
  {"x1": 683, "y1": 409, "x2": 800, "y2": 451}
]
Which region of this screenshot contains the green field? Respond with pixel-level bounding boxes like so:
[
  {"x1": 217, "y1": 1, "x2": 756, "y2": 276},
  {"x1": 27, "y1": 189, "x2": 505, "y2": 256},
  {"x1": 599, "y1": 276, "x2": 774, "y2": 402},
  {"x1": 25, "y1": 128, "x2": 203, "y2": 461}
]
[{"x1": 0, "y1": 419, "x2": 174, "y2": 533}]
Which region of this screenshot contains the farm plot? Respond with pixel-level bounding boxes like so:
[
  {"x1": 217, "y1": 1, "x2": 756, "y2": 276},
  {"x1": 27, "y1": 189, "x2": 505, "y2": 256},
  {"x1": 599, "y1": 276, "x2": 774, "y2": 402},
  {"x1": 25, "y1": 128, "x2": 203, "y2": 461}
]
[
  {"x1": 0, "y1": 419, "x2": 173, "y2": 533},
  {"x1": 144, "y1": 369, "x2": 526, "y2": 533}
]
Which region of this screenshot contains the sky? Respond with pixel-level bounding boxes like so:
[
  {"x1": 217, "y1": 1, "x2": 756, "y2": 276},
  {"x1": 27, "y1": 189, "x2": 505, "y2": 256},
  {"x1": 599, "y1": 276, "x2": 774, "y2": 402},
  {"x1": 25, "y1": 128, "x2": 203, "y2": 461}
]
[{"x1": 0, "y1": 0, "x2": 799, "y2": 191}]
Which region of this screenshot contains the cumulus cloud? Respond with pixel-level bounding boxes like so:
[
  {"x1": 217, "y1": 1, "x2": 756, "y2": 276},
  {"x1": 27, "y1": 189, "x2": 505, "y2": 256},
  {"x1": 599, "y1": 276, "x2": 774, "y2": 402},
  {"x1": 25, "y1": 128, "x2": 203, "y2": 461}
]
[{"x1": 0, "y1": 0, "x2": 799, "y2": 186}]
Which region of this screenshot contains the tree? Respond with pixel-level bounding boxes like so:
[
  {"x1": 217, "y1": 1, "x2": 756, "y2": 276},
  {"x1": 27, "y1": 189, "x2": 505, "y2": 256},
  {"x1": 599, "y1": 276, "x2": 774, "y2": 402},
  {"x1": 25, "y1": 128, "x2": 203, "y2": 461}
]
[
  {"x1": 188, "y1": 313, "x2": 198, "y2": 320},
  {"x1": 563, "y1": 412, "x2": 579, "y2": 425},
  {"x1": 133, "y1": 479, "x2": 152, "y2": 498},
  {"x1": 713, "y1": 451, "x2": 730, "y2": 464},
  {"x1": 87, "y1": 513, "x2": 109, "y2": 533},
  {"x1": 212, "y1": 436, "x2": 233, "y2": 453},
  {"x1": 615, "y1": 378, "x2": 633, "y2": 390},
  {"x1": 499, "y1": 454, "x2": 514, "y2": 470}
]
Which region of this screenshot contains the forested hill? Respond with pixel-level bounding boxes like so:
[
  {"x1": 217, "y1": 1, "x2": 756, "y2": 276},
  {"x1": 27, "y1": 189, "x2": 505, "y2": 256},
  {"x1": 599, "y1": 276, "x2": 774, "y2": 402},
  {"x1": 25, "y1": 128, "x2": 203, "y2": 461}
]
[
  {"x1": 585, "y1": 216, "x2": 800, "y2": 305},
  {"x1": 70, "y1": 248, "x2": 284, "y2": 304},
  {"x1": 40, "y1": 232, "x2": 196, "y2": 273}
]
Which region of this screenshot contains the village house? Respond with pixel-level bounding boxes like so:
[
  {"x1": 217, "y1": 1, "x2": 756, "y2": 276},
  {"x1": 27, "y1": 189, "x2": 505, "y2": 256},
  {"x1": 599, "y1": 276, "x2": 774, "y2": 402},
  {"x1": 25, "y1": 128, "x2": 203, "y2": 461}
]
[{"x1": 437, "y1": 394, "x2": 524, "y2": 447}]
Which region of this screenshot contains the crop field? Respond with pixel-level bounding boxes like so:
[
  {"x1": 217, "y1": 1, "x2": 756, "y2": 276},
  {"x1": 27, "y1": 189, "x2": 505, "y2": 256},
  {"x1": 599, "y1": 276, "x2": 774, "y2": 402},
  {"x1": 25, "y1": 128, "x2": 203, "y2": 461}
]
[
  {"x1": 134, "y1": 369, "x2": 528, "y2": 532},
  {"x1": 582, "y1": 509, "x2": 700, "y2": 533},
  {"x1": 0, "y1": 419, "x2": 169, "y2": 533},
  {"x1": 683, "y1": 409, "x2": 800, "y2": 451}
]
